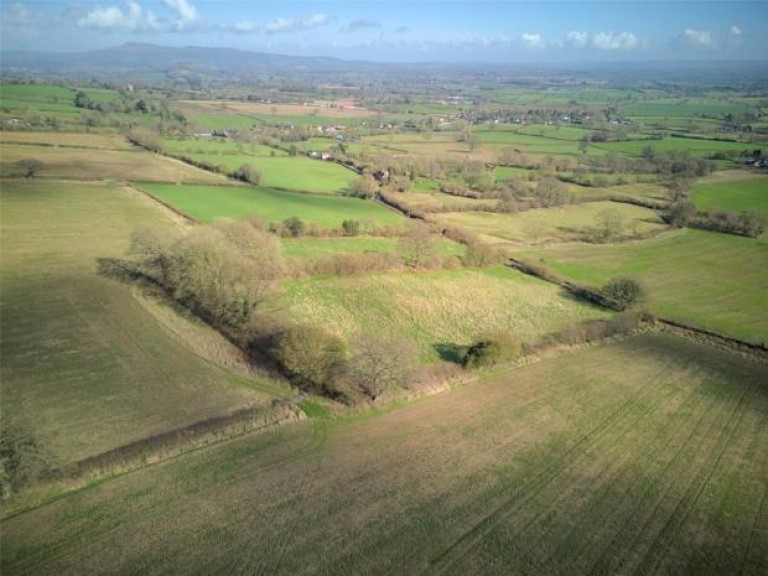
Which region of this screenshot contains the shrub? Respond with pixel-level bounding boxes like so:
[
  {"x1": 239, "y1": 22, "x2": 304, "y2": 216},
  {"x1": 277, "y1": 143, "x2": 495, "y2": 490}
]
[
  {"x1": 282, "y1": 217, "x2": 306, "y2": 238},
  {"x1": 232, "y1": 163, "x2": 261, "y2": 185},
  {"x1": 601, "y1": 276, "x2": 647, "y2": 311},
  {"x1": 462, "y1": 331, "x2": 522, "y2": 368},
  {"x1": 273, "y1": 324, "x2": 346, "y2": 395}
]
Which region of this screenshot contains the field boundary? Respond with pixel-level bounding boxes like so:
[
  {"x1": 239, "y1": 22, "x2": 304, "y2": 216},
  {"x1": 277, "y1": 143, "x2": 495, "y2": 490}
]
[
  {"x1": 128, "y1": 182, "x2": 201, "y2": 224},
  {"x1": 507, "y1": 256, "x2": 768, "y2": 358},
  {"x1": 1, "y1": 401, "x2": 305, "y2": 521}
]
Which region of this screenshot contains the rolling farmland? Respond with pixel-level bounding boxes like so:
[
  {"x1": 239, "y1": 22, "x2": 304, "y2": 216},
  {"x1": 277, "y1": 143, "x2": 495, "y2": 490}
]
[{"x1": 2, "y1": 334, "x2": 765, "y2": 575}]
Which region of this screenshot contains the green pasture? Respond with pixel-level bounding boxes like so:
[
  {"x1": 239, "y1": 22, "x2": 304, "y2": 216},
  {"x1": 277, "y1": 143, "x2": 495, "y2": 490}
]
[
  {"x1": 432, "y1": 201, "x2": 667, "y2": 245},
  {"x1": 161, "y1": 137, "x2": 285, "y2": 157},
  {"x1": 140, "y1": 183, "x2": 403, "y2": 228},
  {"x1": 691, "y1": 175, "x2": 768, "y2": 216},
  {"x1": 592, "y1": 136, "x2": 760, "y2": 158},
  {"x1": 3, "y1": 333, "x2": 765, "y2": 575},
  {"x1": 520, "y1": 228, "x2": 768, "y2": 343},
  {"x1": 277, "y1": 266, "x2": 611, "y2": 361},
  {"x1": 623, "y1": 99, "x2": 753, "y2": 118},
  {"x1": 0, "y1": 181, "x2": 286, "y2": 464},
  {"x1": 182, "y1": 153, "x2": 355, "y2": 193}
]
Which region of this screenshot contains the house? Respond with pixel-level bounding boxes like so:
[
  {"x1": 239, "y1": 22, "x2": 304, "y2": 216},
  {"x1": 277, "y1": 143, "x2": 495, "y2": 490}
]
[{"x1": 321, "y1": 152, "x2": 334, "y2": 161}]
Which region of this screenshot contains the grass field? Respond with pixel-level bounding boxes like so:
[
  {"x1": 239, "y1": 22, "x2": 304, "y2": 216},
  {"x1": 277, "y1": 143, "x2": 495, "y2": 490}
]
[
  {"x1": 593, "y1": 136, "x2": 761, "y2": 158},
  {"x1": 0, "y1": 131, "x2": 136, "y2": 150},
  {"x1": 282, "y1": 236, "x2": 465, "y2": 260},
  {"x1": 140, "y1": 183, "x2": 404, "y2": 228},
  {"x1": 519, "y1": 228, "x2": 768, "y2": 343},
  {"x1": 0, "y1": 181, "x2": 288, "y2": 464},
  {"x1": 276, "y1": 266, "x2": 611, "y2": 361},
  {"x1": 161, "y1": 138, "x2": 285, "y2": 157},
  {"x1": 0, "y1": 143, "x2": 228, "y2": 183},
  {"x1": 691, "y1": 174, "x2": 768, "y2": 216},
  {"x1": 431, "y1": 201, "x2": 667, "y2": 245},
  {"x1": 3, "y1": 333, "x2": 766, "y2": 575},
  {"x1": 386, "y1": 189, "x2": 499, "y2": 212},
  {"x1": 181, "y1": 153, "x2": 355, "y2": 194}
]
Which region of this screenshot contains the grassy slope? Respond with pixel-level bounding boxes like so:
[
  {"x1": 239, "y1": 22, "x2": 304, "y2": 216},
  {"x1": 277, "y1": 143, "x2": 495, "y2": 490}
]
[
  {"x1": 3, "y1": 334, "x2": 766, "y2": 575},
  {"x1": 0, "y1": 181, "x2": 287, "y2": 463},
  {"x1": 282, "y1": 236, "x2": 465, "y2": 259},
  {"x1": 140, "y1": 183, "x2": 404, "y2": 228},
  {"x1": 0, "y1": 131, "x2": 136, "y2": 150},
  {"x1": 276, "y1": 267, "x2": 611, "y2": 361},
  {"x1": 519, "y1": 229, "x2": 768, "y2": 343}
]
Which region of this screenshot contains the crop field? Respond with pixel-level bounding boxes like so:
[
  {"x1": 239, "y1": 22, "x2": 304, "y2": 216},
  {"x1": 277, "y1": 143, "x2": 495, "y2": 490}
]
[
  {"x1": 3, "y1": 333, "x2": 766, "y2": 575},
  {"x1": 0, "y1": 130, "x2": 136, "y2": 150},
  {"x1": 201, "y1": 100, "x2": 378, "y2": 119},
  {"x1": 519, "y1": 229, "x2": 768, "y2": 343},
  {"x1": 0, "y1": 181, "x2": 286, "y2": 464},
  {"x1": 363, "y1": 132, "x2": 497, "y2": 161},
  {"x1": 181, "y1": 153, "x2": 355, "y2": 193},
  {"x1": 0, "y1": 142, "x2": 227, "y2": 183},
  {"x1": 691, "y1": 173, "x2": 768, "y2": 216},
  {"x1": 474, "y1": 128, "x2": 584, "y2": 155},
  {"x1": 276, "y1": 266, "x2": 611, "y2": 361},
  {"x1": 140, "y1": 183, "x2": 404, "y2": 228},
  {"x1": 431, "y1": 201, "x2": 667, "y2": 245}
]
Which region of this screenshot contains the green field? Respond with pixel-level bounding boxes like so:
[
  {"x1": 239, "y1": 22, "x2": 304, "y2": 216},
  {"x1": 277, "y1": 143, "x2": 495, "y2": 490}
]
[
  {"x1": 432, "y1": 201, "x2": 667, "y2": 245},
  {"x1": 183, "y1": 153, "x2": 355, "y2": 194},
  {"x1": 0, "y1": 143, "x2": 227, "y2": 183},
  {"x1": 139, "y1": 183, "x2": 403, "y2": 228},
  {"x1": 691, "y1": 175, "x2": 768, "y2": 216},
  {"x1": 276, "y1": 266, "x2": 611, "y2": 361},
  {"x1": 623, "y1": 99, "x2": 754, "y2": 118},
  {"x1": 0, "y1": 131, "x2": 136, "y2": 151},
  {"x1": 161, "y1": 138, "x2": 285, "y2": 157},
  {"x1": 0, "y1": 181, "x2": 288, "y2": 464},
  {"x1": 593, "y1": 136, "x2": 760, "y2": 158},
  {"x1": 519, "y1": 229, "x2": 768, "y2": 343},
  {"x1": 3, "y1": 333, "x2": 766, "y2": 575}
]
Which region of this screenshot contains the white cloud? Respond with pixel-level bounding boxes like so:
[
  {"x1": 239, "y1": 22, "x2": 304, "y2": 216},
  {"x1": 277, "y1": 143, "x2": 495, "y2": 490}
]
[
  {"x1": 592, "y1": 31, "x2": 638, "y2": 50},
  {"x1": 679, "y1": 28, "x2": 713, "y2": 46},
  {"x1": 1, "y1": 3, "x2": 36, "y2": 28},
  {"x1": 520, "y1": 32, "x2": 544, "y2": 49},
  {"x1": 565, "y1": 31, "x2": 588, "y2": 48},
  {"x1": 730, "y1": 25, "x2": 742, "y2": 37},
  {"x1": 162, "y1": 0, "x2": 200, "y2": 31},
  {"x1": 231, "y1": 20, "x2": 258, "y2": 34},
  {"x1": 266, "y1": 13, "x2": 331, "y2": 34},
  {"x1": 343, "y1": 17, "x2": 382, "y2": 33},
  {"x1": 77, "y1": 1, "x2": 159, "y2": 32}
]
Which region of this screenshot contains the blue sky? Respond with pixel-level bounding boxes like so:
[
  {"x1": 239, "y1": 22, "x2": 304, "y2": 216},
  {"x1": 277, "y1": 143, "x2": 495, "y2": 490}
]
[{"x1": 2, "y1": 1, "x2": 766, "y2": 62}]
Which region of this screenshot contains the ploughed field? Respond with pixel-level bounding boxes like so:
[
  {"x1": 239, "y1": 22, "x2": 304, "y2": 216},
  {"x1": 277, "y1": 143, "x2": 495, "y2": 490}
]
[{"x1": 2, "y1": 333, "x2": 766, "y2": 576}]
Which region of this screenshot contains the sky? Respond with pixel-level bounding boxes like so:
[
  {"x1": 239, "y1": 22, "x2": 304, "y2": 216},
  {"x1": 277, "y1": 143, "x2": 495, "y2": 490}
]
[{"x1": 1, "y1": 1, "x2": 767, "y2": 63}]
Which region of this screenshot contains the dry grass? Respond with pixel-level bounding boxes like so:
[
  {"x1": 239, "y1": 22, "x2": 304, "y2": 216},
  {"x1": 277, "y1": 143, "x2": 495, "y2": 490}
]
[
  {"x1": 3, "y1": 334, "x2": 766, "y2": 575},
  {"x1": 183, "y1": 100, "x2": 377, "y2": 118},
  {"x1": 277, "y1": 267, "x2": 611, "y2": 361},
  {"x1": 0, "y1": 143, "x2": 229, "y2": 183},
  {"x1": 431, "y1": 201, "x2": 668, "y2": 245}
]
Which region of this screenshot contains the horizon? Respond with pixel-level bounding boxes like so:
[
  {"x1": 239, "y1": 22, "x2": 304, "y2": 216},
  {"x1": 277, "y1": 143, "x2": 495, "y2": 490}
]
[{"x1": 2, "y1": 1, "x2": 767, "y2": 64}]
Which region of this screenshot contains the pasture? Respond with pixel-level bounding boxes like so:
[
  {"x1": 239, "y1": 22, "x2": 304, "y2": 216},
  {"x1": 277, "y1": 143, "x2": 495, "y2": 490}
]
[
  {"x1": 592, "y1": 136, "x2": 761, "y2": 158},
  {"x1": 691, "y1": 173, "x2": 768, "y2": 216},
  {"x1": 431, "y1": 201, "x2": 667, "y2": 245},
  {"x1": 276, "y1": 266, "x2": 611, "y2": 361},
  {"x1": 139, "y1": 183, "x2": 404, "y2": 228},
  {"x1": 3, "y1": 333, "x2": 766, "y2": 575},
  {"x1": 282, "y1": 236, "x2": 465, "y2": 260},
  {"x1": 0, "y1": 143, "x2": 227, "y2": 183},
  {"x1": 0, "y1": 181, "x2": 287, "y2": 464},
  {"x1": 519, "y1": 228, "x2": 768, "y2": 344},
  {"x1": 180, "y1": 153, "x2": 355, "y2": 194}
]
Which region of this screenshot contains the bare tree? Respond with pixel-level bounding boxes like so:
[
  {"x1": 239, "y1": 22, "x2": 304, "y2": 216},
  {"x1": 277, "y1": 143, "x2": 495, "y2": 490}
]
[{"x1": 348, "y1": 333, "x2": 416, "y2": 401}]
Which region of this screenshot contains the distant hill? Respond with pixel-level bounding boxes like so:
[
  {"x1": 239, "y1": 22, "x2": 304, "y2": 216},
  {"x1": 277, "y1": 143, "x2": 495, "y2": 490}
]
[{"x1": 1, "y1": 43, "x2": 386, "y2": 83}]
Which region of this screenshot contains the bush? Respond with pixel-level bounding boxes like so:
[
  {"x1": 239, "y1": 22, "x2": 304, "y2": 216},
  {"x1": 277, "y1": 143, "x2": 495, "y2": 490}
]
[
  {"x1": 282, "y1": 217, "x2": 306, "y2": 237},
  {"x1": 462, "y1": 331, "x2": 522, "y2": 368},
  {"x1": 601, "y1": 276, "x2": 647, "y2": 311},
  {"x1": 273, "y1": 324, "x2": 346, "y2": 395},
  {"x1": 232, "y1": 163, "x2": 261, "y2": 185}
]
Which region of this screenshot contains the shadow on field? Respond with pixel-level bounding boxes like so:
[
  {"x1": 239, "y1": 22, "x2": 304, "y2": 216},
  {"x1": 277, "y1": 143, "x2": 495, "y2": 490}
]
[{"x1": 434, "y1": 342, "x2": 467, "y2": 364}]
